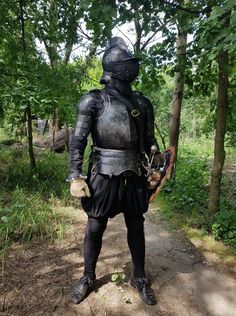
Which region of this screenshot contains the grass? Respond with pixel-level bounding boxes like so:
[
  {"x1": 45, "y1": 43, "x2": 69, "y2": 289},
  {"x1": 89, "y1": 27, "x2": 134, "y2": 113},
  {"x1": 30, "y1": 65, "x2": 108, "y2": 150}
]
[
  {"x1": 0, "y1": 132, "x2": 93, "y2": 252},
  {"x1": 0, "y1": 142, "x2": 71, "y2": 252},
  {"x1": 0, "y1": 187, "x2": 57, "y2": 249},
  {"x1": 186, "y1": 228, "x2": 236, "y2": 267},
  {"x1": 1, "y1": 148, "x2": 69, "y2": 200}
]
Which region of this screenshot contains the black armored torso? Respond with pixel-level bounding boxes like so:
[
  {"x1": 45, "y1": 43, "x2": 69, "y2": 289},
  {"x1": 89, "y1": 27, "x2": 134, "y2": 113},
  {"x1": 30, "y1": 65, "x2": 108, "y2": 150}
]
[
  {"x1": 94, "y1": 91, "x2": 138, "y2": 150},
  {"x1": 69, "y1": 89, "x2": 158, "y2": 179}
]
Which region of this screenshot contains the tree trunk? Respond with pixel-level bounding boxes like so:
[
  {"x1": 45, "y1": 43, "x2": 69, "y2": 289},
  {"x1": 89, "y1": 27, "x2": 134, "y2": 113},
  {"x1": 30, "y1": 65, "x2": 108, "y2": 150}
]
[
  {"x1": 65, "y1": 124, "x2": 70, "y2": 153},
  {"x1": 168, "y1": 26, "x2": 187, "y2": 176},
  {"x1": 52, "y1": 106, "x2": 60, "y2": 151},
  {"x1": 26, "y1": 103, "x2": 36, "y2": 169},
  {"x1": 208, "y1": 50, "x2": 229, "y2": 217},
  {"x1": 42, "y1": 119, "x2": 48, "y2": 135},
  {"x1": 19, "y1": 0, "x2": 36, "y2": 170},
  {"x1": 134, "y1": 18, "x2": 142, "y2": 52}
]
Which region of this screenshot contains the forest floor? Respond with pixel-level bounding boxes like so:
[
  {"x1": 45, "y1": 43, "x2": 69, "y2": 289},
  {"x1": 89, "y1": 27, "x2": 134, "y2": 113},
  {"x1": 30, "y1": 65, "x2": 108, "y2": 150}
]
[{"x1": 0, "y1": 204, "x2": 236, "y2": 316}]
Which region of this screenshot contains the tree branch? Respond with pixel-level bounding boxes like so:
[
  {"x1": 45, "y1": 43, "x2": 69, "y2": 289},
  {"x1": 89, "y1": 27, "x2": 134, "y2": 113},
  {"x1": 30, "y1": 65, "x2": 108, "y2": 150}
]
[
  {"x1": 141, "y1": 29, "x2": 160, "y2": 51},
  {"x1": 77, "y1": 23, "x2": 92, "y2": 40},
  {"x1": 115, "y1": 26, "x2": 134, "y2": 48},
  {"x1": 155, "y1": 122, "x2": 166, "y2": 149}
]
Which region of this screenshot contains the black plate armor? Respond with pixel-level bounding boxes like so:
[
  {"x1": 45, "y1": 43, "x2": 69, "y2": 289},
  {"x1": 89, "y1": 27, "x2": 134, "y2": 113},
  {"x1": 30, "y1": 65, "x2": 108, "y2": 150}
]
[{"x1": 68, "y1": 89, "x2": 158, "y2": 178}]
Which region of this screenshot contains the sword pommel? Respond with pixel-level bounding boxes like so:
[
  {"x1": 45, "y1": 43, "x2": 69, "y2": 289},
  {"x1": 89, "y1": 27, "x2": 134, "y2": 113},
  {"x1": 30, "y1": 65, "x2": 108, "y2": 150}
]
[{"x1": 151, "y1": 145, "x2": 158, "y2": 154}]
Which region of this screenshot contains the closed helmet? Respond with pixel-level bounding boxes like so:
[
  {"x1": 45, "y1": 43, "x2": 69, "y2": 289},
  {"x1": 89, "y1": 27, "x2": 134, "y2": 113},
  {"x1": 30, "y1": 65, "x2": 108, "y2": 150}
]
[{"x1": 100, "y1": 37, "x2": 139, "y2": 84}]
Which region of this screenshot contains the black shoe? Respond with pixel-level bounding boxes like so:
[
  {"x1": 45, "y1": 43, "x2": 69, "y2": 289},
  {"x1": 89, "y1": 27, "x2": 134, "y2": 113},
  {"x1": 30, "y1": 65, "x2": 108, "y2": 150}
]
[
  {"x1": 69, "y1": 275, "x2": 94, "y2": 304},
  {"x1": 130, "y1": 277, "x2": 157, "y2": 306}
]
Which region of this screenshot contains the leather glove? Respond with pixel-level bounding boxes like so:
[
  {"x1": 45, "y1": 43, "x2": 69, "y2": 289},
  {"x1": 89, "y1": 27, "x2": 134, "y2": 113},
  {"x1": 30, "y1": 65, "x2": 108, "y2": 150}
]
[
  {"x1": 70, "y1": 179, "x2": 91, "y2": 198},
  {"x1": 147, "y1": 170, "x2": 162, "y2": 189}
]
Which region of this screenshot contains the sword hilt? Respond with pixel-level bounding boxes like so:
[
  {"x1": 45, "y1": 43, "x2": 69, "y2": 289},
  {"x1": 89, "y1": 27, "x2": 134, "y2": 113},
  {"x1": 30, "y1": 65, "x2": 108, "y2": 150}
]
[{"x1": 148, "y1": 145, "x2": 158, "y2": 172}]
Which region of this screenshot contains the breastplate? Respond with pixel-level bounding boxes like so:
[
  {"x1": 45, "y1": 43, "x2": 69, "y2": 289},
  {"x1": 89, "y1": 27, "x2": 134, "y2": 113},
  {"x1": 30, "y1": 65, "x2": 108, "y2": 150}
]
[
  {"x1": 93, "y1": 92, "x2": 138, "y2": 150},
  {"x1": 90, "y1": 91, "x2": 143, "y2": 176}
]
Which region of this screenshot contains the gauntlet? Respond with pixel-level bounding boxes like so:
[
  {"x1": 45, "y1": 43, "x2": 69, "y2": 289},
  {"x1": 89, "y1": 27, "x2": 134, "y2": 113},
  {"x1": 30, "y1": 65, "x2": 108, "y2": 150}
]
[
  {"x1": 146, "y1": 146, "x2": 165, "y2": 189},
  {"x1": 70, "y1": 179, "x2": 91, "y2": 198},
  {"x1": 147, "y1": 170, "x2": 162, "y2": 189}
]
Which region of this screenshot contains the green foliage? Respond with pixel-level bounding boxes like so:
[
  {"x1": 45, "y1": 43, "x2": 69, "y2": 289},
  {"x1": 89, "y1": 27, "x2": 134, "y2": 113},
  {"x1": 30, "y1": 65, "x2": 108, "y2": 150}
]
[
  {"x1": 0, "y1": 187, "x2": 58, "y2": 250},
  {"x1": 180, "y1": 96, "x2": 216, "y2": 139},
  {"x1": 161, "y1": 156, "x2": 210, "y2": 228},
  {"x1": 82, "y1": 0, "x2": 116, "y2": 45},
  {"x1": 0, "y1": 144, "x2": 77, "y2": 251},
  {"x1": 82, "y1": 58, "x2": 102, "y2": 91},
  {"x1": 212, "y1": 211, "x2": 236, "y2": 246},
  {"x1": 0, "y1": 0, "x2": 116, "y2": 149},
  {"x1": 111, "y1": 272, "x2": 126, "y2": 284},
  {"x1": 156, "y1": 139, "x2": 236, "y2": 247},
  {"x1": 198, "y1": 0, "x2": 236, "y2": 58},
  {"x1": 211, "y1": 176, "x2": 236, "y2": 246},
  {"x1": 1, "y1": 149, "x2": 69, "y2": 201},
  {"x1": 178, "y1": 138, "x2": 213, "y2": 158}
]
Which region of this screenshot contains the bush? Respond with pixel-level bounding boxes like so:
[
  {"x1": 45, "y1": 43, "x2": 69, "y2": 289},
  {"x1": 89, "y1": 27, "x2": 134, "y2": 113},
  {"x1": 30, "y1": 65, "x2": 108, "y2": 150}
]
[
  {"x1": 156, "y1": 139, "x2": 236, "y2": 247},
  {"x1": 159, "y1": 156, "x2": 210, "y2": 229},
  {"x1": 212, "y1": 211, "x2": 236, "y2": 246},
  {"x1": 0, "y1": 187, "x2": 58, "y2": 250}
]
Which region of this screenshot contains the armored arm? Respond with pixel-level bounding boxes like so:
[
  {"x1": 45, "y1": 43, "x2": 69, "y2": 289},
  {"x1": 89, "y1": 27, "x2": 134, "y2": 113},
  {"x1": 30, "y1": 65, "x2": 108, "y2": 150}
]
[
  {"x1": 68, "y1": 91, "x2": 98, "y2": 181},
  {"x1": 140, "y1": 95, "x2": 160, "y2": 156}
]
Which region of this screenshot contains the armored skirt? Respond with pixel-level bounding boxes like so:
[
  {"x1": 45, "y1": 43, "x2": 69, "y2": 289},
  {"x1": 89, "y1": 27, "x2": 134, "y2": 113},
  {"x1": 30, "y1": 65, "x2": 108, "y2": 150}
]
[{"x1": 81, "y1": 165, "x2": 150, "y2": 219}]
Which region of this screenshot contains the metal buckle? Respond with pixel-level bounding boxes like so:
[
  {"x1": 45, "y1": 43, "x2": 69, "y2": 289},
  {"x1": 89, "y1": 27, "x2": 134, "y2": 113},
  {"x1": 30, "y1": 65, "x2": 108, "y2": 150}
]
[
  {"x1": 91, "y1": 164, "x2": 97, "y2": 175},
  {"x1": 131, "y1": 109, "x2": 140, "y2": 117}
]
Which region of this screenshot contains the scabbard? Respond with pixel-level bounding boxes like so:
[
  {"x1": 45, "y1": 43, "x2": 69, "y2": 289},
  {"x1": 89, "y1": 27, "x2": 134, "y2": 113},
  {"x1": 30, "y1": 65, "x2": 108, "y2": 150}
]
[{"x1": 149, "y1": 146, "x2": 175, "y2": 202}]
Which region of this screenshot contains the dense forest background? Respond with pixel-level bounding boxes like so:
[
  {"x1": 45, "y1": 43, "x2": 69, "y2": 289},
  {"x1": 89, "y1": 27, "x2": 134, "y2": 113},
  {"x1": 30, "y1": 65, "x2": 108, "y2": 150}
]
[{"x1": 0, "y1": 0, "x2": 236, "y2": 251}]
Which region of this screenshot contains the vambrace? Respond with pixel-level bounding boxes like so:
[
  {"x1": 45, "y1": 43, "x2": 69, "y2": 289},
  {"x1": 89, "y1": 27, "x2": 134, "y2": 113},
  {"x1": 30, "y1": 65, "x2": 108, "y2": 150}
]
[
  {"x1": 141, "y1": 95, "x2": 160, "y2": 157},
  {"x1": 69, "y1": 134, "x2": 88, "y2": 180},
  {"x1": 68, "y1": 92, "x2": 97, "y2": 180}
]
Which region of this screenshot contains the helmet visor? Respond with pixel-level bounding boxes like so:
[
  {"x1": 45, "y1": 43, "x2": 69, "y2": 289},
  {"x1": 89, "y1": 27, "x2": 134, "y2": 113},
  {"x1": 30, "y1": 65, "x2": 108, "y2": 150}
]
[{"x1": 113, "y1": 58, "x2": 140, "y2": 82}]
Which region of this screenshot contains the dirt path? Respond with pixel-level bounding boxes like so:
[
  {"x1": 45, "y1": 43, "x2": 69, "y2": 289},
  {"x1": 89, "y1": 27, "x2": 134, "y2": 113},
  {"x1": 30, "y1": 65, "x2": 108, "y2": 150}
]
[{"x1": 0, "y1": 206, "x2": 236, "y2": 316}]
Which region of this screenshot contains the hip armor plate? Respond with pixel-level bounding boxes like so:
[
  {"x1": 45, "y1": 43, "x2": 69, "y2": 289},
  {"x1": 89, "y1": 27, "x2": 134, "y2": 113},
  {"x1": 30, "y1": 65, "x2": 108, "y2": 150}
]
[{"x1": 91, "y1": 147, "x2": 143, "y2": 176}]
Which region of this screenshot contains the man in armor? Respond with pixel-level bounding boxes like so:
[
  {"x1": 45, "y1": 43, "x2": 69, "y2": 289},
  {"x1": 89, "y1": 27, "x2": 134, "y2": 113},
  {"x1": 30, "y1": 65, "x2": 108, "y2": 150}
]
[{"x1": 67, "y1": 37, "x2": 162, "y2": 306}]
